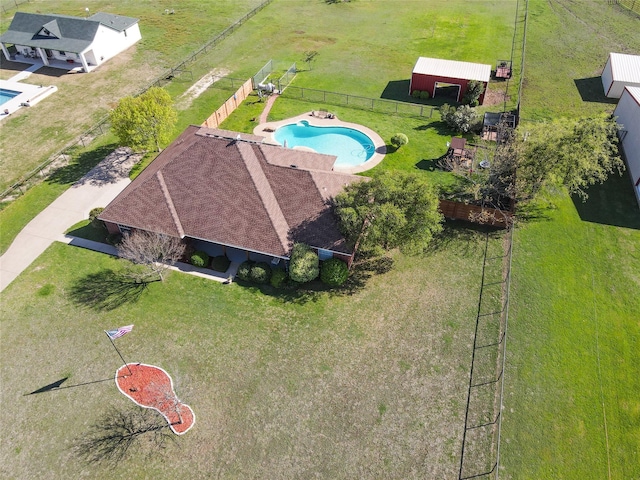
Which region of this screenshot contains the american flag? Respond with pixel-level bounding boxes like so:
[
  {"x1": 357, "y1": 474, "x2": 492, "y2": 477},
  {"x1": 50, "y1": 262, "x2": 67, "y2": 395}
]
[{"x1": 105, "y1": 325, "x2": 133, "y2": 340}]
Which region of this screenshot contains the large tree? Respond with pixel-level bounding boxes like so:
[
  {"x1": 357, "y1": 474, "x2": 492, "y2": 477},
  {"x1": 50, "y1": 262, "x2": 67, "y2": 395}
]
[
  {"x1": 117, "y1": 230, "x2": 186, "y2": 281},
  {"x1": 334, "y1": 172, "x2": 443, "y2": 256},
  {"x1": 110, "y1": 87, "x2": 177, "y2": 152},
  {"x1": 519, "y1": 114, "x2": 623, "y2": 200},
  {"x1": 469, "y1": 114, "x2": 624, "y2": 205}
]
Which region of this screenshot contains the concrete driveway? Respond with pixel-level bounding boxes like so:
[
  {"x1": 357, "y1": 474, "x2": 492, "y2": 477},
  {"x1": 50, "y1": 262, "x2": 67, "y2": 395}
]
[{"x1": 0, "y1": 148, "x2": 138, "y2": 292}]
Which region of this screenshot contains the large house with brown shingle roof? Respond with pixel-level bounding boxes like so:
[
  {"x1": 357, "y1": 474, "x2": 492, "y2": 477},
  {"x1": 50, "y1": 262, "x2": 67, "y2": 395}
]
[{"x1": 99, "y1": 126, "x2": 365, "y2": 266}]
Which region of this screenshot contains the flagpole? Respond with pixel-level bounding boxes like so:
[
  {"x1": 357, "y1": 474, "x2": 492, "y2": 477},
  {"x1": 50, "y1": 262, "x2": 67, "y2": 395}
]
[{"x1": 105, "y1": 331, "x2": 133, "y2": 376}]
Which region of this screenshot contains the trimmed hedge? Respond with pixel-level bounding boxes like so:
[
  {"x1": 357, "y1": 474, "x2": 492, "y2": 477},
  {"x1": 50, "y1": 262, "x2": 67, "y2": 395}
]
[
  {"x1": 391, "y1": 133, "x2": 409, "y2": 148},
  {"x1": 270, "y1": 269, "x2": 288, "y2": 288},
  {"x1": 289, "y1": 243, "x2": 319, "y2": 283},
  {"x1": 320, "y1": 258, "x2": 349, "y2": 286},
  {"x1": 210, "y1": 255, "x2": 231, "y2": 272},
  {"x1": 89, "y1": 207, "x2": 105, "y2": 229},
  {"x1": 250, "y1": 262, "x2": 272, "y2": 284},
  {"x1": 190, "y1": 250, "x2": 209, "y2": 268},
  {"x1": 236, "y1": 260, "x2": 254, "y2": 281}
]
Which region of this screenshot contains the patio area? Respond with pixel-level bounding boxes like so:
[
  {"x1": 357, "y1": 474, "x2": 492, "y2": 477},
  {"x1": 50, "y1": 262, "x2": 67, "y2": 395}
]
[{"x1": 253, "y1": 111, "x2": 387, "y2": 174}]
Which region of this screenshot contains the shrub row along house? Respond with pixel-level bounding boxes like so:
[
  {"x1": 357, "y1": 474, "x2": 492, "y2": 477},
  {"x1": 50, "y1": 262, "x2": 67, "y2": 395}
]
[
  {"x1": 0, "y1": 11, "x2": 141, "y2": 72},
  {"x1": 99, "y1": 126, "x2": 365, "y2": 267}
]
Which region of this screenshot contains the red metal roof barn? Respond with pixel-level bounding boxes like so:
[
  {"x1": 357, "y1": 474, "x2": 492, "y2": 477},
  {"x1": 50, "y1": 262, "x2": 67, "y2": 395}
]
[{"x1": 410, "y1": 57, "x2": 492, "y2": 104}]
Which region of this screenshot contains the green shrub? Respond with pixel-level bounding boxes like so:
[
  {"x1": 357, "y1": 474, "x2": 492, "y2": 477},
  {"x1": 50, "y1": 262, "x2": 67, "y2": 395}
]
[
  {"x1": 462, "y1": 80, "x2": 484, "y2": 106},
  {"x1": 270, "y1": 269, "x2": 288, "y2": 288},
  {"x1": 210, "y1": 255, "x2": 231, "y2": 272},
  {"x1": 289, "y1": 243, "x2": 319, "y2": 283},
  {"x1": 320, "y1": 258, "x2": 349, "y2": 286},
  {"x1": 190, "y1": 250, "x2": 209, "y2": 268},
  {"x1": 390, "y1": 133, "x2": 409, "y2": 148},
  {"x1": 89, "y1": 207, "x2": 105, "y2": 229},
  {"x1": 419, "y1": 90, "x2": 430, "y2": 100},
  {"x1": 411, "y1": 90, "x2": 422, "y2": 98},
  {"x1": 250, "y1": 262, "x2": 272, "y2": 284},
  {"x1": 439, "y1": 104, "x2": 480, "y2": 133},
  {"x1": 236, "y1": 260, "x2": 254, "y2": 281}
]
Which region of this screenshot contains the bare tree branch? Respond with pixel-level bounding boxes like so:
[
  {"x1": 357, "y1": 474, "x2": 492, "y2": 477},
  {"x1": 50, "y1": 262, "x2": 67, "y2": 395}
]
[{"x1": 117, "y1": 230, "x2": 186, "y2": 281}]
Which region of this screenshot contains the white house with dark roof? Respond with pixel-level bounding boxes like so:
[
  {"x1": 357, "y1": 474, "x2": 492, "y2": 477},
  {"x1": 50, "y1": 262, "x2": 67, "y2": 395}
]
[{"x1": 0, "y1": 11, "x2": 141, "y2": 72}]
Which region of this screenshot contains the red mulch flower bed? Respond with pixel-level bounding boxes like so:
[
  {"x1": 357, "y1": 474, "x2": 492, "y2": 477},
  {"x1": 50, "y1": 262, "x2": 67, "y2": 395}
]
[{"x1": 115, "y1": 363, "x2": 195, "y2": 435}]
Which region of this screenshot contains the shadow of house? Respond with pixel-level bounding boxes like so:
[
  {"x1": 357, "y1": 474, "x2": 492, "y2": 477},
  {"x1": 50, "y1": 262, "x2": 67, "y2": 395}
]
[
  {"x1": 574, "y1": 77, "x2": 618, "y2": 104},
  {"x1": 380, "y1": 79, "x2": 412, "y2": 102}
]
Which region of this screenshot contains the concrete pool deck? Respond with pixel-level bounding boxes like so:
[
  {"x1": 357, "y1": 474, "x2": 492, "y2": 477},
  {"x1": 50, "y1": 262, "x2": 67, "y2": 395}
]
[
  {"x1": 253, "y1": 111, "x2": 387, "y2": 174},
  {"x1": 0, "y1": 78, "x2": 57, "y2": 119}
]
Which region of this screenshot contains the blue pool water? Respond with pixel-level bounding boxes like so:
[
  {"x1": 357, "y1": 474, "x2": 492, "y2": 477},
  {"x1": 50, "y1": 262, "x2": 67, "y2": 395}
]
[
  {"x1": 274, "y1": 120, "x2": 375, "y2": 168},
  {"x1": 0, "y1": 88, "x2": 20, "y2": 106}
]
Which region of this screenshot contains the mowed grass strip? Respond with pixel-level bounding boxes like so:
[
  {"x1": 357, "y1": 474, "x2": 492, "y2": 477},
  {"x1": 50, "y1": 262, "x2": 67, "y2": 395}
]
[
  {"x1": 502, "y1": 192, "x2": 640, "y2": 479},
  {"x1": 500, "y1": 1, "x2": 640, "y2": 478},
  {"x1": 0, "y1": 227, "x2": 500, "y2": 478}
]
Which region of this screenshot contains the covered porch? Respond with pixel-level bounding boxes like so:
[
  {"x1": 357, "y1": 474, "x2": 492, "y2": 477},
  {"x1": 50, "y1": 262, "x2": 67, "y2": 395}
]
[{"x1": 0, "y1": 44, "x2": 93, "y2": 72}]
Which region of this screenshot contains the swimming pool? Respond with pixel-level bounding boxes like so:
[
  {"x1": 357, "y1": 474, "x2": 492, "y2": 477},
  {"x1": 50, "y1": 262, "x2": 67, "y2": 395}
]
[
  {"x1": 274, "y1": 120, "x2": 376, "y2": 168},
  {"x1": 0, "y1": 88, "x2": 20, "y2": 106}
]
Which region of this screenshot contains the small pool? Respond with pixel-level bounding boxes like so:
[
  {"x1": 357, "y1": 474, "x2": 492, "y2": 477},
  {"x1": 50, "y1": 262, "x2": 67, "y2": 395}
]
[
  {"x1": 0, "y1": 88, "x2": 20, "y2": 106},
  {"x1": 274, "y1": 120, "x2": 376, "y2": 168}
]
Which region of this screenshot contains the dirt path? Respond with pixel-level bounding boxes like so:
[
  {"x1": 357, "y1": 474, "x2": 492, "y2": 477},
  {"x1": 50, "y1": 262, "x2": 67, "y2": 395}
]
[{"x1": 175, "y1": 67, "x2": 230, "y2": 110}]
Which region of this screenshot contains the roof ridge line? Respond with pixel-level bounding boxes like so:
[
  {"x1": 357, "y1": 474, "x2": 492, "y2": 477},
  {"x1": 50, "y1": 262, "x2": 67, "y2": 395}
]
[
  {"x1": 236, "y1": 142, "x2": 290, "y2": 253},
  {"x1": 156, "y1": 170, "x2": 185, "y2": 239}
]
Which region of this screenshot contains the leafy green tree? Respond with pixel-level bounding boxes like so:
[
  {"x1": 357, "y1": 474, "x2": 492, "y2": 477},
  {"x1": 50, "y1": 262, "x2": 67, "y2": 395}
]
[
  {"x1": 110, "y1": 87, "x2": 177, "y2": 152},
  {"x1": 288, "y1": 243, "x2": 319, "y2": 283},
  {"x1": 462, "y1": 80, "x2": 485, "y2": 106},
  {"x1": 334, "y1": 172, "x2": 443, "y2": 256},
  {"x1": 518, "y1": 114, "x2": 623, "y2": 201},
  {"x1": 439, "y1": 104, "x2": 480, "y2": 133}
]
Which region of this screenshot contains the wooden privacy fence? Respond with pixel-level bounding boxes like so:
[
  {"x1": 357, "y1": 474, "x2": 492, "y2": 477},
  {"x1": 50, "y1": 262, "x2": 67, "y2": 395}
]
[
  {"x1": 202, "y1": 79, "x2": 253, "y2": 129},
  {"x1": 439, "y1": 199, "x2": 513, "y2": 228}
]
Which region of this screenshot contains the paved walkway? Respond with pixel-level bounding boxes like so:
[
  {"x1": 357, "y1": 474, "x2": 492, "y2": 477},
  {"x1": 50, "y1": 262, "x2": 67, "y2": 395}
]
[
  {"x1": 0, "y1": 149, "x2": 137, "y2": 292},
  {"x1": 0, "y1": 148, "x2": 240, "y2": 292},
  {"x1": 259, "y1": 93, "x2": 279, "y2": 124}
]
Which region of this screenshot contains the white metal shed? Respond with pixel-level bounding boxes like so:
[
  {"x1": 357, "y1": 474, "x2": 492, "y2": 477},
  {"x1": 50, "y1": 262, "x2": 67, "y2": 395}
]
[
  {"x1": 614, "y1": 86, "x2": 640, "y2": 208},
  {"x1": 601, "y1": 53, "x2": 640, "y2": 99}
]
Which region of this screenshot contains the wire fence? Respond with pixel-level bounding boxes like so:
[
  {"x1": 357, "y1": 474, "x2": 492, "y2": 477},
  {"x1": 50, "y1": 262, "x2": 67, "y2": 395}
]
[
  {"x1": 0, "y1": 0, "x2": 29, "y2": 14},
  {"x1": 279, "y1": 85, "x2": 437, "y2": 118},
  {"x1": 458, "y1": 226, "x2": 514, "y2": 480},
  {"x1": 252, "y1": 59, "x2": 274, "y2": 89},
  {"x1": 277, "y1": 62, "x2": 297, "y2": 92},
  {"x1": 0, "y1": 0, "x2": 274, "y2": 203}
]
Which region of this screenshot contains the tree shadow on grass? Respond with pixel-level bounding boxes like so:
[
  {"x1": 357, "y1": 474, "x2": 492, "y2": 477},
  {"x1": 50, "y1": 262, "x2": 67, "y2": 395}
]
[
  {"x1": 46, "y1": 143, "x2": 119, "y2": 186},
  {"x1": 427, "y1": 220, "x2": 502, "y2": 258},
  {"x1": 70, "y1": 269, "x2": 150, "y2": 311},
  {"x1": 73, "y1": 406, "x2": 177, "y2": 466}
]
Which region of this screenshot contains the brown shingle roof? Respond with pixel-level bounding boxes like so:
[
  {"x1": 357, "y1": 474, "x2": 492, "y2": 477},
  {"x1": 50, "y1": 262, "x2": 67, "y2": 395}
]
[{"x1": 100, "y1": 125, "x2": 364, "y2": 257}]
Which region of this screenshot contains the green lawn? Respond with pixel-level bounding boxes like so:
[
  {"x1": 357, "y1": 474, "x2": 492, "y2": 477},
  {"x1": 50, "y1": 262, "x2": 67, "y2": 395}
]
[
  {"x1": 0, "y1": 230, "x2": 502, "y2": 478},
  {"x1": 499, "y1": 1, "x2": 640, "y2": 478}
]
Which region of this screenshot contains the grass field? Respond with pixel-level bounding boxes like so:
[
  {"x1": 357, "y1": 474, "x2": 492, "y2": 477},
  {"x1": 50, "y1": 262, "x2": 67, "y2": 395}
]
[
  {"x1": 499, "y1": 1, "x2": 640, "y2": 478},
  {"x1": 1, "y1": 0, "x2": 639, "y2": 478},
  {"x1": 0, "y1": 229, "x2": 504, "y2": 478},
  {"x1": 0, "y1": 0, "x2": 264, "y2": 192}
]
